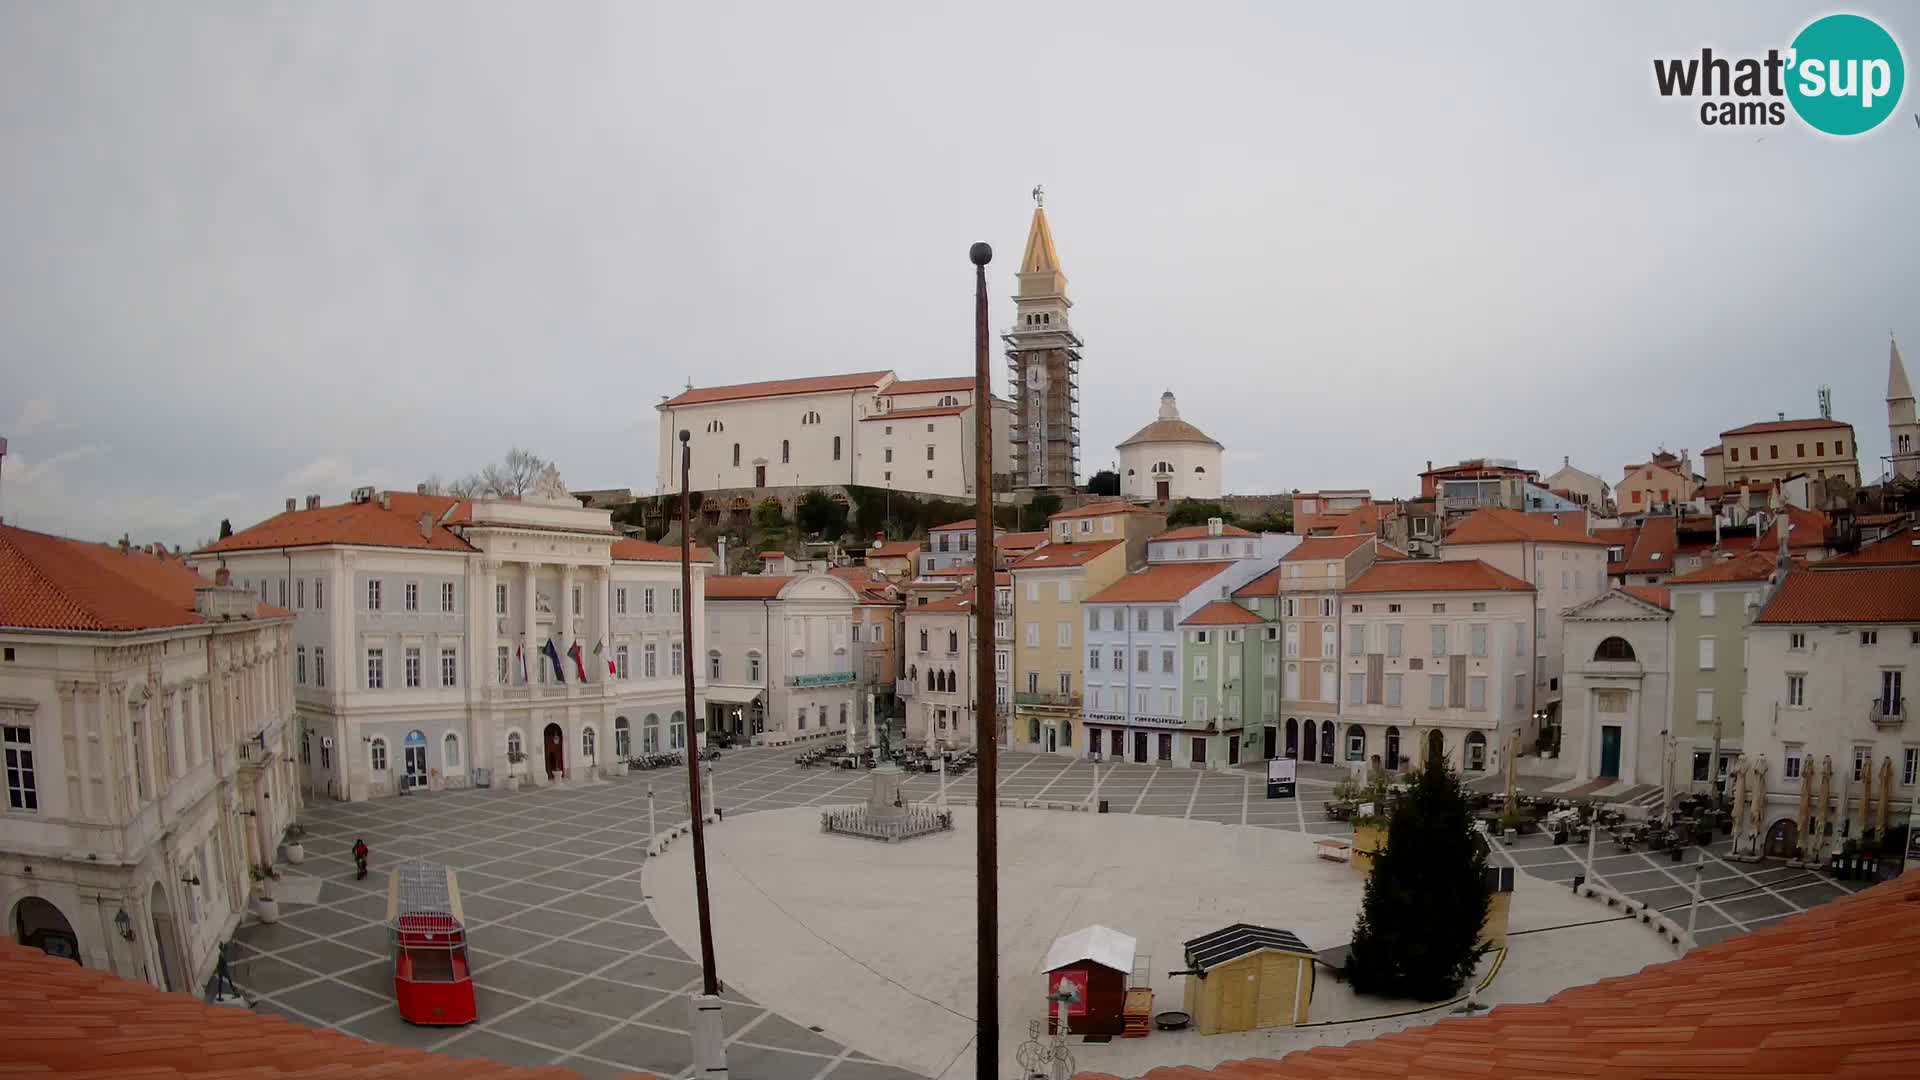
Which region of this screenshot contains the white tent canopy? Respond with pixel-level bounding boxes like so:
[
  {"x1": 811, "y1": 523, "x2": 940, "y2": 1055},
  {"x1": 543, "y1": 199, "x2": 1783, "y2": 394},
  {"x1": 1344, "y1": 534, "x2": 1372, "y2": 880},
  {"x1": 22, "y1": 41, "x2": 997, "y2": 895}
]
[
  {"x1": 704, "y1": 685, "x2": 765, "y2": 705},
  {"x1": 1041, "y1": 924, "x2": 1137, "y2": 974}
]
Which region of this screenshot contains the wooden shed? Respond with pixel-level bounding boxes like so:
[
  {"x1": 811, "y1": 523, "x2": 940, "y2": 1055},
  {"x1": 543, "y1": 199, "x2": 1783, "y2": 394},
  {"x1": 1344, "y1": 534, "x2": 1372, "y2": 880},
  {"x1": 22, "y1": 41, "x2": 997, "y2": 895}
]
[
  {"x1": 1180, "y1": 923, "x2": 1316, "y2": 1033},
  {"x1": 1041, "y1": 924, "x2": 1135, "y2": 1037}
]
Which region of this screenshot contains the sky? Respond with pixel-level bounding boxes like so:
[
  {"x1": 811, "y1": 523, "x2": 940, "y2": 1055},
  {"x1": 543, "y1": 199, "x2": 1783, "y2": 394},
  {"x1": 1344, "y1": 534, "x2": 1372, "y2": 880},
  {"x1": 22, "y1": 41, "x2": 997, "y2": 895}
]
[{"x1": 0, "y1": 1, "x2": 1914, "y2": 547}]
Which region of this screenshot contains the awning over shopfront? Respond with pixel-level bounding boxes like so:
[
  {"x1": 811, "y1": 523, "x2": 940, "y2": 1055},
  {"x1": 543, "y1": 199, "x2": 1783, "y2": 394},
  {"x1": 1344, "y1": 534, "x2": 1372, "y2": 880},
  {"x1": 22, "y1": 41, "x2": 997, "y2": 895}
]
[{"x1": 705, "y1": 685, "x2": 765, "y2": 706}]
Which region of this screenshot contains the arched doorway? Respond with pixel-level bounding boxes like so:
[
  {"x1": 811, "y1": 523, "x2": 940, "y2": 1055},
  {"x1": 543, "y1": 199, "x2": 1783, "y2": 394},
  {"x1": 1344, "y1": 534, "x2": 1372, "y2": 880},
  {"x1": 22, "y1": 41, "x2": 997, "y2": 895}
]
[
  {"x1": 1059, "y1": 720, "x2": 1073, "y2": 750},
  {"x1": 1385, "y1": 726, "x2": 1401, "y2": 771},
  {"x1": 1319, "y1": 721, "x2": 1336, "y2": 763},
  {"x1": 149, "y1": 882, "x2": 181, "y2": 992},
  {"x1": 542, "y1": 722, "x2": 564, "y2": 779},
  {"x1": 1765, "y1": 817, "x2": 1799, "y2": 859},
  {"x1": 13, "y1": 896, "x2": 79, "y2": 963},
  {"x1": 1464, "y1": 731, "x2": 1488, "y2": 771},
  {"x1": 402, "y1": 729, "x2": 427, "y2": 791},
  {"x1": 1284, "y1": 718, "x2": 1298, "y2": 759},
  {"x1": 1426, "y1": 729, "x2": 1445, "y2": 764},
  {"x1": 1344, "y1": 724, "x2": 1365, "y2": 764}
]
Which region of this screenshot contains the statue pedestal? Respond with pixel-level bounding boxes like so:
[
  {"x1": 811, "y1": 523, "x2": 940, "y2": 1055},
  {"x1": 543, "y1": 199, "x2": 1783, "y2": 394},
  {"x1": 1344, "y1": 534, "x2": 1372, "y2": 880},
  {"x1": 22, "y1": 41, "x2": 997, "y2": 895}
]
[{"x1": 868, "y1": 764, "x2": 907, "y2": 823}]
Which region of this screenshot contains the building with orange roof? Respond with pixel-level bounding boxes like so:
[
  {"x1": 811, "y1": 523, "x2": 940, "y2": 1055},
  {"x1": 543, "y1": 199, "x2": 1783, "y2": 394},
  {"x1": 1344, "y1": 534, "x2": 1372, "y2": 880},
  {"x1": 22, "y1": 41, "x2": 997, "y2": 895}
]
[
  {"x1": 652, "y1": 366, "x2": 1012, "y2": 501},
  {"x1": 1440, "y1": 507, "x2": 1609, "y2": 746},
  {"x1": 1543, "y1": 455, "x2": 1613, "y2": 514},
  {"x1": 919, "y1": 516, "x2": 1005, "y2": 577},
  {"x1": 190, "y1": 471, "x2": 712, "y2": 801},
  {"x1": 2, "y1": 523, "x2": 297, "y2": 997},
  {"x1": 1820, "y1": 523, "x2": 1920, "y2": 567},
  {"x1": 860, "y1": 537, "x2": 922, "y2": 578},
  {"x1": 1664, "y1": 546, "x2": 1790, "y2": 794},
  {"x1": 1420, "y1": 458, "x2": 1540, "y2": 528},
  {"x1": 1335, "y1": 559, "x2": 1535, "y2": 776},
  {"x1": 1617, "y1": 448, "x2": 1698, "y2": 515},
  {"x1": 1560, "y1": 585, "x2": 1674, "y2": 788},
  {"x1": 831, "y1": 567, "x2": 904, "y2": 718},
  {"x1": 1744, "y1": 563, "x2": 1920, "y2": 855},
  {"x1": 902, "y1": 573, "x2": 984, "y2": 747},
  {"x1": 1289, "y1": 489, "x2": 1379, "y2": 538},
  {"x1": 703, "y1": 571, "x2": 861, "y2": 747},
  {"x1": 1117, "y1": 391, "x2": 1223, "y2": 502}
]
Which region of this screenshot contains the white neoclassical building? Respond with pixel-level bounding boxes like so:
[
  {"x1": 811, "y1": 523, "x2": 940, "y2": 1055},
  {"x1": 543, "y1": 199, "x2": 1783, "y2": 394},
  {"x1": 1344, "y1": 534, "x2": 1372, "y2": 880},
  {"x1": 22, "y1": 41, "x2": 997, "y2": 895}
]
[
  {"x1": 1560, "y1": 587, "x2": 1673, "y2": 787},
  {"x1": 192, "y1": 471, "x2": 708, "y2": 800},
  {"x1": 654, "y1": 371, "x2": 1013, "y2": 500},
  {"x1": 2, "y1": 524, "x2": 297, "y2": 996},
  {"x1": 703, "y1": 572, "x2": 861, "y2": 745},
  {"x1": 1118, "y1": 392, "x2": 1223, "y2": 503}
]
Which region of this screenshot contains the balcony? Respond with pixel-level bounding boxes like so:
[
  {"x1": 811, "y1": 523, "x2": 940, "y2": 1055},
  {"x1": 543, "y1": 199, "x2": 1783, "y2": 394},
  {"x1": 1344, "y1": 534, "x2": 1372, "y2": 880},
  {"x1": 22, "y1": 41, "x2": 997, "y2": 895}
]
[
  {"x1": 1870, "y1": 697, "x2": 1907, "y2": 730},
  {"x1": 1014, "y1": 691, "x2": 1082, "y2": 709}
]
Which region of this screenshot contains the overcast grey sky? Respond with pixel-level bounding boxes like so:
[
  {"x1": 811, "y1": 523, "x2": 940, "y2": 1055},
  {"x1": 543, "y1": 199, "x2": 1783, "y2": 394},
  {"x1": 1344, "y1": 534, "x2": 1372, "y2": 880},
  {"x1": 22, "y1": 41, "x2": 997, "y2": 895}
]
[{"x1": 1, "y1": 1, "x2": 1913, "y2": 546}]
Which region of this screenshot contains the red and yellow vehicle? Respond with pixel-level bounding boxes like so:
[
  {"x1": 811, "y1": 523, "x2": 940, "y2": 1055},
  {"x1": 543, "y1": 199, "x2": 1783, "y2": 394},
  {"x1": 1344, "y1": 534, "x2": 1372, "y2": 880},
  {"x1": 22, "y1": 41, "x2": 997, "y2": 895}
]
[{"x1": 385, "y1": 860, "x2": 476, "y2": 1025}]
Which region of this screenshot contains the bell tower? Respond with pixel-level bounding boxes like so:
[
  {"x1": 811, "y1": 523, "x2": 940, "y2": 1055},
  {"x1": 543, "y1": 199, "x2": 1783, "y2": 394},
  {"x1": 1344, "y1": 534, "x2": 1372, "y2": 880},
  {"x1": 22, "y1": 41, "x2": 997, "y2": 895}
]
[
  {"x1": 1002, "y1": 187, "x2": 1082, "y2": 493},
  {"x1": 1890, "y1": 336, "x2": 1918, "y2": 481}
]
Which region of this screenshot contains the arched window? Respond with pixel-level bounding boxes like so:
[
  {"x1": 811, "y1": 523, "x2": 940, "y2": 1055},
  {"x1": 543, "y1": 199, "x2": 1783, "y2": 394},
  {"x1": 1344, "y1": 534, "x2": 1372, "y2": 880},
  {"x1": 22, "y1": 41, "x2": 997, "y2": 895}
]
[
  {"x1": 839, "y1": 703, "x2": 848, "y2": 728},
  {"x1": 507, "y1": 731, "x2": 523, "y2": 760},
  {"x1": 782, "y1": 439, "x2": 791, "y2": 464},
  {"x1": 1028, "y1": 717, "x2": 1041, "y2": 743},
  {"x1": 833, "y1": 435, "x2": 842, "y2": 461},
  {"x1": 1345, "y1": 724, "x2": 1366, "y2": 761},
  {"x1": 369, "y1": 737, "x2": 388, "y2": 772},
  {"x1": 732, "y1": 443, "x2": 741, "y2": 467},
  {"x1": 1464, "y1": 731, "x2": 1488, "y2": 771},
  {"x1": 582, "y1": 726, "x2": 597, "y2": 761},
  {"x1": 443, "y1": 732, "x2": 462, "y2": 769},
  {"x1": 643, "y1": 714, "x2": 661, "y2": 753},
  {"x1": 1594, "y1": 637, "x2": 1637, "y2": 662},
  {"x1": 919, "y1": 628, "x2": 929, "y2": 651},
  {"x1": 1194, "y1": 465, "x2": 1206, "y2": 473},
  {"x1": 1060, "y1": 721, "x2": 1073, "y2": 747},
  {"x1": 669, "y1": 711, "x2": 686, "y2": 750},
  {"x1": 614, "y1": 716, "x2": 631, "y2": 758}
]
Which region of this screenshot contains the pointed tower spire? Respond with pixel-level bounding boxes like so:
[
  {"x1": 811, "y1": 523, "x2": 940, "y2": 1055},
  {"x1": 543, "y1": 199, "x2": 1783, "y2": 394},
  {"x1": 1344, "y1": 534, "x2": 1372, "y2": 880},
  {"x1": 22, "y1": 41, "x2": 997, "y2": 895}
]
[
  {"x1": 1890, "y1": 335, "x2": 1913, "y2": 403},
  {"x1": 1002, "y1": 188, "x2": 1081, "y2": 493},
  {"x1": 1888, "y1": 334, "x2": 1919, "y2": 482}
]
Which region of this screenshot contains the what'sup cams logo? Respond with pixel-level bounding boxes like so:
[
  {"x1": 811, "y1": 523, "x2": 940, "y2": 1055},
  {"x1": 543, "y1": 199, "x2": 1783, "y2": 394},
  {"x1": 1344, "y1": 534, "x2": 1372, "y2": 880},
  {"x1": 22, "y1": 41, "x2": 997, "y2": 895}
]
[{"x1": 1654, "y1": 13, "x2": 1905, "y2": 134}]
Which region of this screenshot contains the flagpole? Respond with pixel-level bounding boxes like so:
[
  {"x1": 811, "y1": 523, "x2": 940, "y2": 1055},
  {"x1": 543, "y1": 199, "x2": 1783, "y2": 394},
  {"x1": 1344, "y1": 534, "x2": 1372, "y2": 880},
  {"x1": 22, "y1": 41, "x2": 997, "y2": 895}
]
[{"x1": 679, "y1": 427, "x2": 727, "y2": 1079}]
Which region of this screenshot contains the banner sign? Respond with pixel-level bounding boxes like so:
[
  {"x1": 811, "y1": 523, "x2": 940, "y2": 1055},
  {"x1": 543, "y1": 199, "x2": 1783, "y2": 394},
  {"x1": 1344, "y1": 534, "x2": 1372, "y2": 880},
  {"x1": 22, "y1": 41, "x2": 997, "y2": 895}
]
[{"x1": 1266, "y1": 757, "x2": 1297, "y2": 800}]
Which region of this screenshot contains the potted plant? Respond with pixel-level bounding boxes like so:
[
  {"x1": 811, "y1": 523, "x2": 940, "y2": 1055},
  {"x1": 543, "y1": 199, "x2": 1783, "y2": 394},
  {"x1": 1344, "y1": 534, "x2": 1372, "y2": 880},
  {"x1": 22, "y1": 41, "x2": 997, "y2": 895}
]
[
  {"x1": 505, "y1": 748, "x2": 526, "y2": 791},
  {"x1": 249, "y1": 863, "x2": 280, "y2": 924},
  {"x1": 283, "y1": 823, "x2": 306, "y2": 866}
]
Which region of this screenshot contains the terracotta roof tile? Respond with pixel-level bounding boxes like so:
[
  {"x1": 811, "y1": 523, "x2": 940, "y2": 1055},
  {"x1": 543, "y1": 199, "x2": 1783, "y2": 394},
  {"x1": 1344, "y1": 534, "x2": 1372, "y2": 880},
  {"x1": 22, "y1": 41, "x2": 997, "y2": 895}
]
[
  {"x1": 1153, "y1": 524, "x2": 1255, "y2": 541},
  {"x1": 929, "y1": 517, "x2": 998, "y2": 532},
  {"x1": 999, "y1": 531, "x2": 1049, "y2": 551},
  {"x1": 1295, "y1": 502, "x2": 1379, "y2": 537},
  {"x1": 1071, "y1": 873, "x2": 1920, "y2": 1080},
  {"x1": 610, "y1": 538, "x2": 714, "y2": 564},
  {"x1": 1444, "y1": 508, "x2": 1607, "y2": 547},
  {"x1": 921, "y1": 592, "x2": 978, "y2": 613},
  {"x1": 1230, "y1": 566, "x2": 1283, "y2": 599},
  {"x1": 1740, "y1": 507, "x2": 1832, "y2": 554},
  {"x1": 865, "y1": 540, "x2": 923, "y2": 559},
  {"x1": 1375, "y1": 543, "x2": 1411, "y2": 561},
  {"x1": 1755, "y1": 565, "x2": 1920, "y2": 624},
  {"x1": 882, "y1": 376, "x2": 974, "y2": 395},
  {"x1": 1048, "y1": 500, "x2": 1159, "y2": 521},
  {"x1": 200, "y1": 492, "x2": 479, "y2": 555},
  {"x1": 1819, "y1": 526, "x2": 1920, "y2": 567},
  {"x1": 1, "y1": 525, "x2": 282, "y2": 632},
  {"x1": 1667, "y1": 551, "x2": 1781, "y2": 585},
  {"x1": 1720, "y1": 417, "x2": 1853, "y2": 436},
  {"x1": 1086, "y1": 561, "x2": 1236, "y2": 604},
  {"x1": 1181, "y1": 599, "x2": 1265, "y2": 626},
  {"x1": 704, "y1": 575, "x2": 792, "y2": 599},
  {"x1": 1620, "y1": 514, "x2": 1679, "y2": 575},
  {"x1": 1011, "y1": 539, "x2": 1123, "y2": 569},
  {"x1": 0, "y1": 941, "x2": 651, "y2": 1078},
  {"x1": 1622, "y1": 585, "x2": 1672, "y2": 610},
  {"x1": 661, "y1": 370, "x2": 891, "y2": 407},
  {"x1": 1117, "y1": 417, "x2": 1221, "y2": 449},
  {"x1": 1347, "y1": 559, "x2": 1533, "y2": 594},
  {"x1": 1278, "y1": 534, "x2": 1374, "y2": 563}
]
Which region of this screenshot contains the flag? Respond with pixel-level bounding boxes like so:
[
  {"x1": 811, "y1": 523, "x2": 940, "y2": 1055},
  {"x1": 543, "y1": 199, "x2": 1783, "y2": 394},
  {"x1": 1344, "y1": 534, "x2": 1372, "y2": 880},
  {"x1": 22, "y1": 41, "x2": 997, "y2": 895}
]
[
  {"x1": 594, "y1": 639, "x2": 615, "y2": 676},
  {"x1": 542, "y1": 638, "x2": 565, "y2": 683},
  {"x1": 516, "y1": 644, "x2": 527, "y2": 684},
  {"x1": 568, "y1": 641, "x2": 588, "y2": 682}
]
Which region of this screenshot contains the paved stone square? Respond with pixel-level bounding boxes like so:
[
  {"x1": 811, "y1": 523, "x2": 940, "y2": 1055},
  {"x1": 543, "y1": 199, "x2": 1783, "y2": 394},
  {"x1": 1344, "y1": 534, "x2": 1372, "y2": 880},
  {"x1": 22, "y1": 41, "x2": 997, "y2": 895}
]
[{"x1": 232, "y1": 745, "x2": 1876, "y2": 1077}]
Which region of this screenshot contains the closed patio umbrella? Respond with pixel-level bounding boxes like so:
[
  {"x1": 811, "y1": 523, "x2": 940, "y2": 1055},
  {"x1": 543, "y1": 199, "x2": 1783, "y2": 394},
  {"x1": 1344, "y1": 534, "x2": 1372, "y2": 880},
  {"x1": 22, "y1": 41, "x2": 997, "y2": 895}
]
[
  {"x1": 1748, "y1": 756, "x2": 1770, "y2": 854},
  {"x1": 1728, "y1": 755, "x2": 1748, "y2": 849},
  {"x1": 1796, "y1": 762, "x2": 1814, "y2": 860},
  {"x1": 1815, "y1": 756, "x2": 1835, "y2": 859},
  {"x1": 1878, "y1": 756, "x2": 1896, "y2": 836},
  {"x1": 1858, "y1": 761, "x2": 1873, "y2": 842}
]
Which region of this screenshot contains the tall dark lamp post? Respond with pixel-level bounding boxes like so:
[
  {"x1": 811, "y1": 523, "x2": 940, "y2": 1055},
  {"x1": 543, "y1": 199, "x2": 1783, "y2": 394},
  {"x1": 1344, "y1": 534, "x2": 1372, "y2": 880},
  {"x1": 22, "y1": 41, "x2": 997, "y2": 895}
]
[
  {"x1": 969, "y1": 240, "x2": 999, "y2": 1080},
  {"x1": 679, "y1": 429, "x2": 727, "y2": 1078}
]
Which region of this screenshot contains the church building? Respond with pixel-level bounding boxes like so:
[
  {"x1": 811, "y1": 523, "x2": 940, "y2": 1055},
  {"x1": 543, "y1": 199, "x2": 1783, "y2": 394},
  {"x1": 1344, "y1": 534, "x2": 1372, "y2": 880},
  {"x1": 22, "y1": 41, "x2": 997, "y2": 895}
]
[{"x1": 1118, "y1": 391, "x2": 1224, "y2": 503}]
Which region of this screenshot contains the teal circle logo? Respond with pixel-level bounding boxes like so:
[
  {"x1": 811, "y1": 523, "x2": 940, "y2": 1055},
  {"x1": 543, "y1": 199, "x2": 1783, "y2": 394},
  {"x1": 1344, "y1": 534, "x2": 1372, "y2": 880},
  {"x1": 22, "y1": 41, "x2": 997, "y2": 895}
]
[{"x1": 1786, "y1": 14, "x2": 1905, "y2": 135}]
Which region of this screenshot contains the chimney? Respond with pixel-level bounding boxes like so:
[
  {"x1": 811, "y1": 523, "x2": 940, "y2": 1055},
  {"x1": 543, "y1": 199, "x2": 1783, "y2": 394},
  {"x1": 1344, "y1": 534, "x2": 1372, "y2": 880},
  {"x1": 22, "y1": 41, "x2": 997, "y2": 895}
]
[
  {"x1": 417, "y1": 483, "x2": 428, "y2": 495},
  {"x1": 306, "y1": 494, "x2": 320, "y2": 510},
  {"x1": 378, "y1": 493, "x2": 391, "y2": 511},
  {"x1": 214, "y1": 564, "x2": 231, "y2": 586},
  {"x1": 1563, "y1": 455, "x2": 1570, "y2": 466},
  {"x1": 118, "y1": 535, "x2": 130, "y2": 553},
  {"x1": 1777, "y1": 513, "x2": 1790, "y2": 559},
  {"x1": 718, "y1": 535, "x2": 728, "y2": 574},
  {"x1": 1551, "y1": 513, "x2": 1560, "y2": 527},
  {"x1": 285, "y1": 497, "x2": 296, "y2": 512},
  {"x1": 1778, "y1": 411, "x2": 1786, "y2": 422},
  {"x1": 1207, "y1": 517, "x2": 1223, "y2": 537},
  {"x1": 419, "y1": 512, "x2": 433, "y2": 539}
]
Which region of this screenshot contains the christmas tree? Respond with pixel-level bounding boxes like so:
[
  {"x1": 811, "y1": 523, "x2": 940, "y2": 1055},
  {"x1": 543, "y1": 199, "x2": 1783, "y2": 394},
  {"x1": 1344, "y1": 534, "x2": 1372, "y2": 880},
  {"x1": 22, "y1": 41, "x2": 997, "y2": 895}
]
[{"x1": 1345, "y1": 752, "x2": 1491, "y2": 1001}]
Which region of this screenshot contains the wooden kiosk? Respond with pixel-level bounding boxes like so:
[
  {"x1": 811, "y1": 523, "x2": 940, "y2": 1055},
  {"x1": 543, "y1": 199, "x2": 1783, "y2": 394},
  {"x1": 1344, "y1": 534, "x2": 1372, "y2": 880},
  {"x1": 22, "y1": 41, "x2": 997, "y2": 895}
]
[
  {"x1": 1040, "y1": 924, "x2": 1135, "y2": 1037},
  {"x1": 1179, "y1": 923, "x2": 1316, "y2": 1033}
]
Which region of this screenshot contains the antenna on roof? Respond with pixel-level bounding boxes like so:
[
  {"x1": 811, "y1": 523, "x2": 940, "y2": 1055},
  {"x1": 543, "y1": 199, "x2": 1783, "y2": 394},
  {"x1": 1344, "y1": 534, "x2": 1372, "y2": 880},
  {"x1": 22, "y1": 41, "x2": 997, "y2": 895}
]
[{"x1": 1817, "y1": 385, "x2": 1832, "y2": 420}]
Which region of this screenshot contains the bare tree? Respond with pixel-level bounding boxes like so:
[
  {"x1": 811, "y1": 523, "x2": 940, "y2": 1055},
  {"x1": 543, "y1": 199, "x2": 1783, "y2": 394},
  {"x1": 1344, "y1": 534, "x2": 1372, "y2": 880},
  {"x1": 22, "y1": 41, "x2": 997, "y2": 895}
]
[
  {"x1": 447, "y1": 473, "x2": 487, "y2": 498},
  {"x1": 480, "y1": 447, "x2": 548, "y2": 498},
  {"x1": 418, "y1": 474, "x2": 447, "y2": 496}
]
